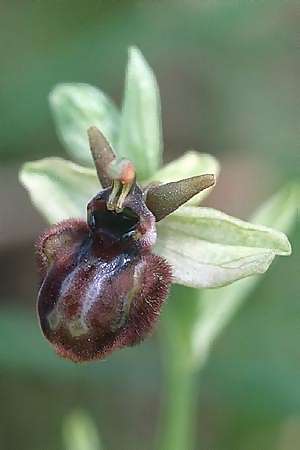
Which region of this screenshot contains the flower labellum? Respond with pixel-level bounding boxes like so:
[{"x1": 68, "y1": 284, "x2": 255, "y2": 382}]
[{"x1": 36, "y1": 127, "x2": 215, "y2": 362}]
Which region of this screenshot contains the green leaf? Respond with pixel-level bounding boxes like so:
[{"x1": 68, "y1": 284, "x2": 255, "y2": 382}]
[
  {"x1": 251, "y1": 182, "x2": 299, "y2": 229},
  {"x1": 63, "y1": 410, "x2": 103, "y2": 450},
  {"x1": 118, "y1": 47, "x2": 162, "y2": 180},
  {"x1": 188, "y1": 183, "x2": 298, "y2": 369},
  {"x1": 155, "y1": 205, "x2": 291, "y2": 288},
  {"x1": 50, "y1": 83, "x2": 120, "y2": 166},
  {"x1": 19, "y1": 157, "x2": 98, "y2": 223},
  {"x1": 146, "y1": 151, "x2": 220, "y2": 204}
]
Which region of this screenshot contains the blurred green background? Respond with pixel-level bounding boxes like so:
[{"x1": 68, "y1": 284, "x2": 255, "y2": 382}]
[{"x1": 0, "y1": 1, "x2": 299, "y2": 449}]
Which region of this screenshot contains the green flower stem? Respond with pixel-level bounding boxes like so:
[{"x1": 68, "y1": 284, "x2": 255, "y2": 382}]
[
  {"x1": 158, "y1": 358, "x2": 198, "y2": 450},
  {"x1": 157, "y1": 286, "x2": 200, "y2": 450}
]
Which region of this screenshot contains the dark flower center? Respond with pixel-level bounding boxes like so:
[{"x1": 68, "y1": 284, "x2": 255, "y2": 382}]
[{"x1": 88, "y1": 201, "x2": 139, "y2": 241}]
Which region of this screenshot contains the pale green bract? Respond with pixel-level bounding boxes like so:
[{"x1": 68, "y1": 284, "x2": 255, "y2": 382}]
[
  {"x1": 20, "y1": 158, "x2": 98, "y2": 223},
  {"x1": 50, "y1": 83, "x2": 120, "y2": 167},
  {"x1": 166, "y1": 184, "x2": 300, "y2": 370},
  {"x1": 155, "y1": 205, "x2": 291, "y2": 288},
  {"x1": 118, "y1": 47, "x2": 162, "y2": 180}
]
